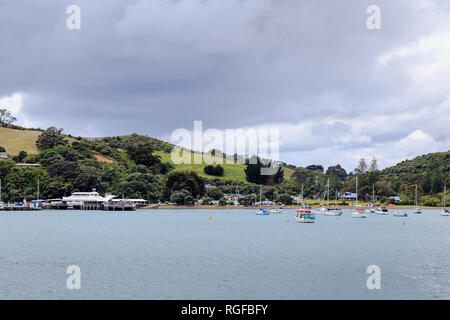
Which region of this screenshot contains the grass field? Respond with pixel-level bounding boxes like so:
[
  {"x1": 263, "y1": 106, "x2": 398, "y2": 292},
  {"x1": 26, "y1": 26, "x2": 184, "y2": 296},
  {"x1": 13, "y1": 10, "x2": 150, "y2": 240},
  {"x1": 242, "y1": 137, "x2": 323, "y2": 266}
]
[
  {"x1": 156, "y1": 150, "x2": 295, "y2": 183},
  {"x1": 0, "y1": 127, "x2": 40, "y2": 156}
]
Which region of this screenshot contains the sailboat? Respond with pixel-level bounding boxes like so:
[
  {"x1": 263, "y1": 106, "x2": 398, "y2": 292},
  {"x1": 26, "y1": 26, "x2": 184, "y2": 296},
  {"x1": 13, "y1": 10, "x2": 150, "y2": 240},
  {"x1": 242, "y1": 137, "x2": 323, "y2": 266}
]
[
  {"x1": 441, "y1": 184, "x2": 449, "y2": 216},
  {"x1": 352, "y1": 175, "x2": 367, "y2": 218},
  {"x1": 365, "y1": 185, "x2": 376, "y2": 213},
  {"x1": 34, "y1": 179, "x2": 42, "y2": 211},
  {"x1": 324, "y1": 179, "x2": 342, "y2": 216},
  {"x1": 0, "y1": 178, "x2": 4, "y2": 211},
  {"x1": 256, "y1": 185, "x2": 269, "y2": 215},
  {"x1": 414, "y1": 184, "x2": 422, "y2": 214},
  {"x1": 268, "y1": 188, "x2": 283, "y2": 214},
  {"x1": 296, "y1": 185, "x2": 315, "y2": 223}
]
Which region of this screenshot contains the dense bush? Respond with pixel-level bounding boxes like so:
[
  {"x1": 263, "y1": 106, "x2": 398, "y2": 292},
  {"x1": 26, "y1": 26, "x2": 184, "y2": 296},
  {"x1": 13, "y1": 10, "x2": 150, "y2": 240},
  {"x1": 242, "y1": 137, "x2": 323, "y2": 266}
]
[{"x1": 203, "y1": 165, "x2": 224, "y2": 177}]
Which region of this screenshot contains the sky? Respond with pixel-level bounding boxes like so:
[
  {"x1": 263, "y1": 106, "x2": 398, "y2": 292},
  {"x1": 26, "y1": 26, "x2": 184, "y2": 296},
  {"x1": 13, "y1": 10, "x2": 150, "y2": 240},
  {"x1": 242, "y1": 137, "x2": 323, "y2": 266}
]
[{"x1": 0, "y1": 0, "x2": 449, "y2": 172}]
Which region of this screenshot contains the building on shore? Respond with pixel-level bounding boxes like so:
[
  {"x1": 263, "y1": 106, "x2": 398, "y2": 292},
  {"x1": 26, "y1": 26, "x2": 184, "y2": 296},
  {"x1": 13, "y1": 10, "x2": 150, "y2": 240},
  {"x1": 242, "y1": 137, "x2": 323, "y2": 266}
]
[{"x1": 0, "y1": 152, "x2": 8, "y2": 159}]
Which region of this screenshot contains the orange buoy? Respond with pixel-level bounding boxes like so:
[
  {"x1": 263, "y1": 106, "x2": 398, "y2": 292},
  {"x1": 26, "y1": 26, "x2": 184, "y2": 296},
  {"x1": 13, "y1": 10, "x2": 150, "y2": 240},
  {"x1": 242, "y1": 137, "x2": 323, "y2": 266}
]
[{"x1": 209, "y1": 216, "x2": 212, "y2": 220}]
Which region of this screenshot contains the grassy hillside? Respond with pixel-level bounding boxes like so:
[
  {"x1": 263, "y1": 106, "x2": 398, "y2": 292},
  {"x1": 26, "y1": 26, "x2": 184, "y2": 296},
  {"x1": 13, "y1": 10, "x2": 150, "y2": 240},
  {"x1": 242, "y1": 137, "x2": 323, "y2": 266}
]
[
  {"x1": 156, "y1": 150, "x2": 295, "y2": 183},
  {"x1": 0, "y1": 127, "x2": 40, "y2": 155}
]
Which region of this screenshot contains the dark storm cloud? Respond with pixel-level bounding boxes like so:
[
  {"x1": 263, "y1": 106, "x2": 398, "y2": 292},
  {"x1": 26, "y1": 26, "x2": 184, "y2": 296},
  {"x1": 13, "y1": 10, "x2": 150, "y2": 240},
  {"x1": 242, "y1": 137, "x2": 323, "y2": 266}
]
[{"x1": 1, "y1": 0, "x2": 449, "y2": 168}]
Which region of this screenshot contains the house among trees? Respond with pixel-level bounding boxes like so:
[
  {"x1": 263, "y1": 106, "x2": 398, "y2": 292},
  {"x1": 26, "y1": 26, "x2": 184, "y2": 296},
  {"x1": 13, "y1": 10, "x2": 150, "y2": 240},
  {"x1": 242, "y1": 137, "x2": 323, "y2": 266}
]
[
  {"x1": 389, "y1": 196, "x2": 401, "y2": 203},
  {"x1": 0, "y1": 151, "x2": 8, "y2": 159},
  {"x1": 340, "y1": 192, "x2": 357, "y2": 200}
]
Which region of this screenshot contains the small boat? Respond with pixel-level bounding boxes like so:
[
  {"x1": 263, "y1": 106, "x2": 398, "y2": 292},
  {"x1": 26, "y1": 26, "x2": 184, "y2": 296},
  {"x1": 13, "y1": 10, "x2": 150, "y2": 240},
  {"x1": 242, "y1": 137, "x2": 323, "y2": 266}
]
[
  {"x1": 352, "y1": 176, "x2": 366, "y2": 218},
  {"x1": 376, "y1": 206, "x2": 389, "y2": 215},
  {"x1": 414, "y1": 184, "x2": 422, "y2": 214},
  {"x1": 440, "y1": 184, "x2": 448, "y2": 216},
  {"x1": 256, "y1": 208, "x2": 269, "y2": 215},
  {"x1": 256, "y1": 185, "x2": 269, "y2": 215},
  {"x1": 393, "y1": 212, "x2": 408, "y2": 217},
  {"x1": 268, "y1": 207, "x2": 283, "y2": 214},
  {"x1": 352, "y1": 210, "x2": 367, "y2": 218},
  {"x1": 67, "y1": 205, "x2": 74, "y2": 210},
  {"x1": 295, "y1": 209, "x2": 315, "y2": 223}
]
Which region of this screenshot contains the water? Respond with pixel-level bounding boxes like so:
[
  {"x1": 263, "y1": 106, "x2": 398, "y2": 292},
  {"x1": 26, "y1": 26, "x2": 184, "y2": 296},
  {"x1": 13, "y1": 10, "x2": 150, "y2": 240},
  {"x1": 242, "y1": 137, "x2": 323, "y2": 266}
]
[{"x1": 0, "y1": 209, "x2": 449, "y2": 299}]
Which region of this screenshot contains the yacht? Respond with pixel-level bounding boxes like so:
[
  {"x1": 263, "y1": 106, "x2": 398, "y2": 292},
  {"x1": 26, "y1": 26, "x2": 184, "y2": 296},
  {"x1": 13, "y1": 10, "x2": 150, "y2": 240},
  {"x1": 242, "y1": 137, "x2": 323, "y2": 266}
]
[
  {"x1": 323, "y1": 179, "x2": 342, "y2": 216},
  {"x1": 256, "y1": 185, "x2": 269, "y2": 215},
  {"x1": 268, "y1": 207, "x2": 283, "y2": 214},
  {"x1": 393, "y1": 211, "x2": 408, "y2": 217},
  {"x1": 441, "y1": 184, "x2": 449, "y2": 216},
  {"x1": 414, "y1": 184, "x2": 422, "y2": 214},
  {"x1": 296, "y1": 209, "x2": 316, "y2": 223},
  {"x1": 376, "y1": 206, "x2": 389, "y2": 215},
  {"x1": 352, "y1": 176, "x2": 367, "y2": 218}
]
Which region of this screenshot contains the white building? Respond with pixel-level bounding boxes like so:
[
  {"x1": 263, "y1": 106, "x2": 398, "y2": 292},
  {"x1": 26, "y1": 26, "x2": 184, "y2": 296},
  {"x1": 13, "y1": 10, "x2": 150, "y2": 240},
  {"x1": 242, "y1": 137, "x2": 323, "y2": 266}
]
[{"x1": 0, "y1": 152, "x2": 8, "y2": 160}]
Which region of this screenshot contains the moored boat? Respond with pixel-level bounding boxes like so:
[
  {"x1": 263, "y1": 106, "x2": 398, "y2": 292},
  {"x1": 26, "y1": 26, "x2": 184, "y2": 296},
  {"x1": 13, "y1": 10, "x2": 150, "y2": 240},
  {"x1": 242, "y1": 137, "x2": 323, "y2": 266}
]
[
  {"x1": 268, "y1": 207, "x2": 283, "y2": 214},
  {"x1": 376, "y1": 206, "x2": 389, "y2": 215},
  {"x1": 352, "y1": 209, "x2": 367, "y2": 218},
  {"x1": 414, "y1": 185, "x2": 422, "y2": 214},
  {"x1": 440, "y1": 184, "x2": 448, "y2": 216},
  {"x1": 296, "y1": 209, "x2": 316, "y2": 223},
  {"x1": 393, "y1": 212, "x2": 408, "y2": 217}
]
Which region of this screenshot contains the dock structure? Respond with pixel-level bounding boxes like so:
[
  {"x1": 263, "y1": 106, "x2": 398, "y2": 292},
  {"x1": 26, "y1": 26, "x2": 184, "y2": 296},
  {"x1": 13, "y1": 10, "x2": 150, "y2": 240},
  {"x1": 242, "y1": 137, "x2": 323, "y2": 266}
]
[{"x1": 0, "y1": 189, "x2": 145, "y2": 212}]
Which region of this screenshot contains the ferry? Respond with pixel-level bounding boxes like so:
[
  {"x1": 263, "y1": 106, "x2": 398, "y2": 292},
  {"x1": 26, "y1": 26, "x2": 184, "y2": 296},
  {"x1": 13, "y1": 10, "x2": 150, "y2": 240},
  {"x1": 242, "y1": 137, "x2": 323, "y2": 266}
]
[{"x1": 296, "y1": 209, "x2": 316, "y2": 223}]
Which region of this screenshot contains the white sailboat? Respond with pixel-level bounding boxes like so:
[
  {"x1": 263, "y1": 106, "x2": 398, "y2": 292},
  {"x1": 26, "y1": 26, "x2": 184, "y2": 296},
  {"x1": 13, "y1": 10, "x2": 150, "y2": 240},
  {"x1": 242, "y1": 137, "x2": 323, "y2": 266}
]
[
  {"x1": 414, "y1": 184, "x2": 422, "y2": 214},
  {"x1": 324, "y1": 179, "x2": 342, "y2": 216},
  {"x1": 365, "y1": 184, "x2": 376, "y2": 213},
  {"x1": 352, "y1": 175, "x2": 367, "y2": 218},
  {"x1": 441, "y1": 184, "x2": 449, "y2": 216},
  {"x1": 268, "y1": 188, "x2": 283, "y2": 213},
  {"x1": 256, "y1": 185, "x2": 268, "y2": 215}
]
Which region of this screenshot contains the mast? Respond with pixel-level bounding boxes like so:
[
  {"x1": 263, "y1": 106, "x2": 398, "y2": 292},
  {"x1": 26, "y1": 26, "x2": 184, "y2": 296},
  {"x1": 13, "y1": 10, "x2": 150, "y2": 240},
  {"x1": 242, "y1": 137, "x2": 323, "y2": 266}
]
[
  {"x1": 37, "y1": 179, "x2": 40, "y2": 201},
  {"x1": 327, "y1": 178, "x2": 330, "y2": 208},
  {"x1": 259, "y1": 185, "x2": 262, "y2": 209},
  {"x1": 356, "y1": 175, "x2": 358, "y2": 208},
  {"x1": 444, "y1": 184, "x2": 447, "y2": 208},
  {"x1": 372, "y1": 184, "x2": 375, "y2": 206},
  {"x1": 0, "y1": 178, "x2": 2, "y2": 203},
  {"x1": 301, "y1": 184, "x2": 304, "y2": 208},
  {"x1": 415, "y1": 184, "x2": 418, "y2": 208}
]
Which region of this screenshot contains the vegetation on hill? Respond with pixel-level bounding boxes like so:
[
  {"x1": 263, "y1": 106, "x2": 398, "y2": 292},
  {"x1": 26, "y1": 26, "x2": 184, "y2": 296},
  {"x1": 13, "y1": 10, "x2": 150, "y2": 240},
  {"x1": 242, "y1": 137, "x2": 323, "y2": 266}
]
[{"x1": 0, "y1": 117, "x2": 448, "y2": 206}]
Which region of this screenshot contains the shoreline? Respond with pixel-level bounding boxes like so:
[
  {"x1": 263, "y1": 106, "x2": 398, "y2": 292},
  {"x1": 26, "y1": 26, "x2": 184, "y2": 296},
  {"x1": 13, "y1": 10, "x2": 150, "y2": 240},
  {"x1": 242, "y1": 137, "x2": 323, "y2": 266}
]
[{"x1": 138, "y1": 205, "x2": 444, "y2": 210}]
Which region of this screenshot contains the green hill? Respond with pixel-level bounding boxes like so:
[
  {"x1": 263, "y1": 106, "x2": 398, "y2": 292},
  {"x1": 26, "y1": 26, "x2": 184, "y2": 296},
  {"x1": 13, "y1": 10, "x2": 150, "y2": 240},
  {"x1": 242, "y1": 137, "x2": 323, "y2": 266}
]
[{"x1": 0, "y1": 127, "x2": 293, "y2": 183}]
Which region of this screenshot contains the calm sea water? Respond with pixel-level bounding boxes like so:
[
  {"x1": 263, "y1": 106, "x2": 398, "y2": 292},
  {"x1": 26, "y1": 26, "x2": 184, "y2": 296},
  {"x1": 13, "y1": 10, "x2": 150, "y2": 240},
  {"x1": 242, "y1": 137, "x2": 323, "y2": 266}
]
[{"x1": 0, "y1": 208, "x2": 449, "y2": 299}]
